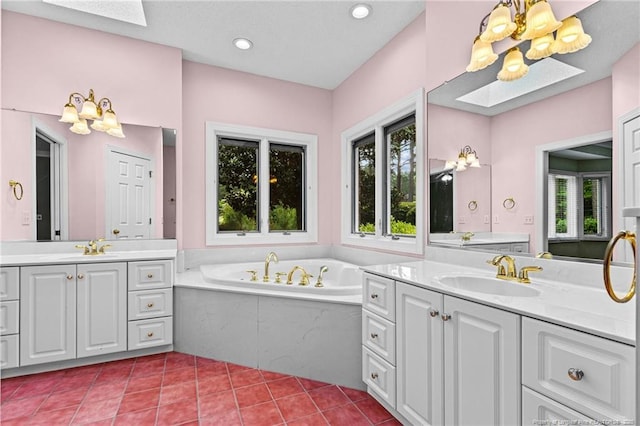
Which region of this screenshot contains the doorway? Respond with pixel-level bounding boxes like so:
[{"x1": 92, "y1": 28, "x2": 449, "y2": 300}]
[{"x1": 34, "y1": 127, "x2": 67, "y2": 241}]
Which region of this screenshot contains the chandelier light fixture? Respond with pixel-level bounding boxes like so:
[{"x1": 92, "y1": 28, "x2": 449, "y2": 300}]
[
  {"x1": 466, "y1": 0, "x2": 592, "y2": 82},
  {"x1": 59, "y1": 89, "x2": 125, "y2": 138},
  {"x1": 445, "y1": 145, "x2": 481, "y2": 172}
]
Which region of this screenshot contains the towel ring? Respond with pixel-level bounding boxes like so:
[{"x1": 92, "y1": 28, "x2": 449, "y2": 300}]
[
  {"x1": 468, "y1": 200, "x2": 478, "y2": 211},
  {"x1": 603, "y1": 230, "x2": 636, "y2": 303},
  {"x1": 503, "y1": 197, "x2": 515, "y2": 210},
  {"x1": 9, "y1": 180, "x2": 23, "y2": 201}
]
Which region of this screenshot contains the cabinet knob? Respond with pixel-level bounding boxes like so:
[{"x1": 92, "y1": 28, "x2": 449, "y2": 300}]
[
  {"x1": 429, "y1": 310, "x2": 439, "y2": 317},
  {"x1": 147, "y1": 332, "x2": 154, "y2": 338},
  {"x1": 370, "y1": 333, "x2": 378, "y2": 339},
  {"x1": 147, "y1": 273, "x2": 154, "y2": 279},
  {"x1": 441, "y1": 313, "x2": 451, "y2": 321},
  {"x1": 370, "y1": 372, "x2": 378, "y2": 380},
  {"x1": 147, "y1": 302, "x2": 155, "y2": 308},
  {"x1": 370, "y1": 293, "x2": 378, "y2": 299},
  {"x1": 66, "y1": 274, "x2": 74, "y2": 280},
  {"x1": 77, "y1": 274, "x2": 85, "y2": 280},
  {"x1": 567, "y1": 368, "x2": 584, "y2": 381}
]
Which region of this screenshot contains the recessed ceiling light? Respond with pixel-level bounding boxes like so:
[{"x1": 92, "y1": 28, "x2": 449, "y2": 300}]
[
  {"x1": 350, "y1": 4, "x2": 371, "y2": 19},
  {"x1": 233, "y1": 38, "x2": 253, "y2": 50}
]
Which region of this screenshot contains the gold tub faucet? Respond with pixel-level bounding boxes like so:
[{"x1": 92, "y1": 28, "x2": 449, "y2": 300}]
[
  {"x1": 264, "y1": 251, "x2": 279, "y2": 282},
  {"x1": 287, "y1": 266, "x2": 312, "y2": 286}
]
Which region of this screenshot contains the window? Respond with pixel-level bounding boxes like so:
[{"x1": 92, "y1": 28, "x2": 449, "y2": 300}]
[
  {"x1": 206, "y1": 122, "x2": 317, "y2": 245},
  {"x1": 341, "y1": 89, "x2": 424, "y2": 254},
  {"x1": 547, "y1": 171, "x2": 610, "y2": 240}
]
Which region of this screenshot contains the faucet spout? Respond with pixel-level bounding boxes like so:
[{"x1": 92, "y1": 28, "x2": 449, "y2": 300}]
[
  {"x1": 287, "y1": 266, "x2": 311, "y2": 286},
  {"x1": 264, "y1": 251, "x2": 279, "y2": 282},
  {"x1": 487, "y1": 255, "x2": 517, "y2": 280}
]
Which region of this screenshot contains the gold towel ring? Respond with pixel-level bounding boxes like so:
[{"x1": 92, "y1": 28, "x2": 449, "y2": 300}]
[
  {"x1": 468, "y1": 200, "x2": 478, "y2": 211},
  {"x1": 603, "y1": 230, "x2": 636, "y2": 303},
  {"x1": 503, "y1": 197, "x2": 515, "y2": 210},
  {"x1": 9, "y1": 180, "x2": 23, "y2": 201}
]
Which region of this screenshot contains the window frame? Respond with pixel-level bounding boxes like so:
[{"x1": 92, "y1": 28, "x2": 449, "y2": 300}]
[
  {"x1": 205, "y1": 122, "x2": 317, "y2": 246},
  {"x1": 340, "y1": 89, "x2": 425, "y2": 254}
]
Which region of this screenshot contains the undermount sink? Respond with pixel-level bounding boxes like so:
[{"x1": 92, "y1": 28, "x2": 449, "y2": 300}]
[{"x1": 432, "y1": 274, "x2": 540, "y2": 297}]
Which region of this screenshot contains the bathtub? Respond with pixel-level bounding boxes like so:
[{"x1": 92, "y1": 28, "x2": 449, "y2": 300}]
[{"x1": 199, "y1": 258, "x2": 362, "y2": 296}]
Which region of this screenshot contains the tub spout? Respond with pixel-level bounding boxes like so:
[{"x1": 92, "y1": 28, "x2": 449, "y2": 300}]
[
  {"x1": 315, "y1": 265, "x2": 329, "y2": 287},
  {"x1": 287, "y1": 266, "x2": 312, "y2": 286},
  {"x1": 264, "y1": 251, "x2": 279, "y2": 282}
]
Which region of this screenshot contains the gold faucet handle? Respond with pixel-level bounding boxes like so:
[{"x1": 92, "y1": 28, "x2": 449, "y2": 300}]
[
  {"x1": 486, "y1": 259, "x2": 506, "y2": 277},
  {"x1": 246, "y1": 270, "x2": 258, "y2": 281},
  {"x1": 98, "y1": 244, "x2": 112, "y2": 254},
  {"x1": 518, "y1": 266, "x2": 543, "y2": 284},
  {"x1": 274, "y1": 272, "x2": 286, "y2": 284},
  {"x1": 75, "y1": 244, "x2": 89, "y2": 255},
  {"x1": 299, "y1": 273, "x2": 313, "y2": 286}
]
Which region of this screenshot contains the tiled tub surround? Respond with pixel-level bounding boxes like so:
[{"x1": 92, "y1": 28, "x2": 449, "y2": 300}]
[{"x1": 0, "y1": 351, "x2": 399, "y2": 425}]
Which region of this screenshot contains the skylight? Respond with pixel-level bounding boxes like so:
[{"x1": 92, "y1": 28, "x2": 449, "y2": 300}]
[
  {"x1": 42, "y1": 0, "x2": 147, "y2": 26},
  {"x1": 456, "y1": 58, "x2": 584, "y2": 108}
]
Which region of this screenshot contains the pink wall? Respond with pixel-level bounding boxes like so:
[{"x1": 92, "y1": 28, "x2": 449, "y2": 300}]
[{"x1": 180, "y1": 62, "x2": 333, "y2": 249}]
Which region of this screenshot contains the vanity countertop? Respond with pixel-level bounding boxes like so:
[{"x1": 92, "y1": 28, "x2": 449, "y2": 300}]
[
  {"x1": 362, "y1": 259, "x2": 635, "y2": 346},
  {"x1": 0, "y1": 249, "x2": 177, "y2": 266}
]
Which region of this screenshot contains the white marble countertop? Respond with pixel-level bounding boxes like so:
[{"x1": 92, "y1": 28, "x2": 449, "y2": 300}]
[
  {"x1": 0, "y1": 250, "x2": 177, "y2": 266},
  {"x1": 362, "y1": 259, "x2": 635, "y2": 346}
]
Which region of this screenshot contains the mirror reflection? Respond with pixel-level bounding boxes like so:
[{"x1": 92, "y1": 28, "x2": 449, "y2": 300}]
[
  {"x1": 427, "y1": 0, "x2": 639, "y2": 261},
  {"x1": 1, "y1": 109, "x2": 176, "y2": 242}
]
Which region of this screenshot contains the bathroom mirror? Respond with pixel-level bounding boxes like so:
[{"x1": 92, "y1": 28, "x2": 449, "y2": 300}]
[
  {"x1": 1, "y1": 108, "x2": 177, "y2": 242},
  {"x1": 427, "y1": 0, "x2": 639, "y2": 262}
]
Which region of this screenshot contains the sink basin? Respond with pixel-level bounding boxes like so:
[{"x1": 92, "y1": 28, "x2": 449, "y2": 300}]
[{"x1": 432, "y1": 274, "x2": 540, "y2": 297}]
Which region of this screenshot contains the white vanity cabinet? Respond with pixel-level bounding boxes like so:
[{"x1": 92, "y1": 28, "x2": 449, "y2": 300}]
[
  {"x1": 20, "y1": 263, "x2": 127, "y2": 366},
  {"x1": 1, "y1": 267, "x2": 20, "y2": 368},
  {"x1": 522, "y1": 317, "x2": 635, "y2": 424},
  {"x1": 364, "y1": 273, "x2": 521, "y2": 426}
]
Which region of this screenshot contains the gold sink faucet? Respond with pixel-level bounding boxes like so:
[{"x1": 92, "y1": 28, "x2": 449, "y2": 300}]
[
  {"x1": 461, "y1": 232, "x2": 474, "y2": 242},
  {"x1": 487, "y1": 254, "x2": 517, "y2": 280},
  {"x1": 287, "y1": 266, "x2": 312, "y2": 286},
  {"x1": 264, "y1": 251, "x2": 279, "y2": 282},
  {"x1": 75, "y1": 238, "x2": 111, "y2": 255}
]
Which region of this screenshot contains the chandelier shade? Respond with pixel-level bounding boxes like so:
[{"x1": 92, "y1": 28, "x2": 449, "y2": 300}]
[
  {"x1": 553, "y1": 16, "x2": 592, "y2": 54},
  {"x1": 466, "y1": 37, "x2": 499, "y2": 72},
  {"x1": 519, "y1": 0, "x2": 562, "y2": 40},
  {"x1": 480, "y1": 3, "x2": 517, "y2": 42},
  {"x1": 526, "y1": 33, "x2": 556, "y2": 59},
  {"x1": 497, "y1": 47, "x2": 529, "y2": 81},
  {"x1": 70, "y1": 118, "x2": 91, "y2": 135}
]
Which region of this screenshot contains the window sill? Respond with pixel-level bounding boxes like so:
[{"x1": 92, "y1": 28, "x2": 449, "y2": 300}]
[
  {"x1": 207, "y1": 232, "x2": 317, "y2": 246},
  {"x1": 341, "y1": 234, "x2": 423, "y2": 255}
]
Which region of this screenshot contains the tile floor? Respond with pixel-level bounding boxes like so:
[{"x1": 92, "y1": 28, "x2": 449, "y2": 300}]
[{"x1": 0, "y1": 351, "x2": 400, "y2": 425}]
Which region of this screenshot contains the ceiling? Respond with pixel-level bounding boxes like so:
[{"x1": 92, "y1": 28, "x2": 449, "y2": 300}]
[{"x1": 1, "y1": 0, "x2": 426, "y2": 90}]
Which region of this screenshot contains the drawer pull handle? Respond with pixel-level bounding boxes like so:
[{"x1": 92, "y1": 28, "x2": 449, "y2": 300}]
[
  {"x1": 441, "y1": 313, "x2": 451, "y2": 321},
  {"x1": 67, "y1": 274, "x2": 74, "y2": 280},
  {"x1": 370, "y1": 293, "x2": 378, "y2": 299},
  {"x1": 568, "y1": 368, "x2": 584, "y2": 381},
  {"x1": 147, "y1": 302, "x2": 154, "y2": 308},
  {"x1": 147, "y1": 332, "x2": 154, "y2": 338},
  {"x1": 77, "y1": 274, "x2": 84, "y2": 280},
  {"x1": 370, "y1": 333, "x2": 378, "y2": 339},
  {"x1": 370, "y1": 372, "x2": 378, "y2": 380},
  {"x1": 147, "y1": 273, "x2": 154, "y2": 279},
  {"x1": 429, "y1": 310, "x2": 439, "y2": 317}
]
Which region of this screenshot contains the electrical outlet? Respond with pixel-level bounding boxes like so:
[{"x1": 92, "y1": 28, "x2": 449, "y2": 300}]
[
  {"x1": 524, "y1": 215, "x2": 534, "y2": 225},
  {"x1": 493, "y1": 215, "x2": 499, "y2": 224},
  {"x1": 484, "y1": 215, "x2": 490, "y2": 224},
  {"x1": 22, "y1": 211, "x2": 31, "y2": 226},
  {"x1": 458, "y1": 216, "x2": 466, "y2": 224}
]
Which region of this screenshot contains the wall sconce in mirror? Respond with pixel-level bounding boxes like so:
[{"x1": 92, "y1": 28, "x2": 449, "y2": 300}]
[
  {"x1": 9, "y1": 180, "x2": 23, "y2": 200},
  {"x1": 59, "y1": 89, "x2": 125, "y2": 138},
  {"x1": 445, "y1": 145, "x2": 480, "y2": 172},
  {"x1": 466, "y1": 0, "x2": 592, "y2": 82}
]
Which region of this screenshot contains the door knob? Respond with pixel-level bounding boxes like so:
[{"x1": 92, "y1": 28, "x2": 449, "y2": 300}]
[{"x1": 112, "y1": 228, "x2": 120, "y2": 236}]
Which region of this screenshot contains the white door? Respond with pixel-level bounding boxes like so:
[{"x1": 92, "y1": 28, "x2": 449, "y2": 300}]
[
  {"x1": 20, "y1": 265, "x2": 76, "y2": 366},
  {"x1": 396, "y1": 283, "x2": 444, "y2": 426},
  {"x1": 622, "y1": 111, "x2": 640, "y2": 262},
  {"x1": 443, "y1": 296, "x2": 521, "y2": 426},
  {"x1": 77, "y1": 262, "x2": 127, "y2": 358},
  {"x1": 107, "y1": 150, "x2": 152, "y2": 239}
]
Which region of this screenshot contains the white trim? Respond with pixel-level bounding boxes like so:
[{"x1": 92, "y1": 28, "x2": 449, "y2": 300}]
[
  {"x1": 619, "y1": 107, "x2": 640, "y2": 263},
  {"x1": 341, "y1": 88, "x2": 425, "y2": 255},
  {"x1": 534, "y1": 130, "x2": 612, "y2": 254},
  {"x1": 205, "y1": 122, "x2": 318, "y2": 246},
  {"x1": 31, "y1": 117, "x2": 69, "y2": 241},
  {"x1": 105, "y1": 146, "x2": 155, "y2": 239}
]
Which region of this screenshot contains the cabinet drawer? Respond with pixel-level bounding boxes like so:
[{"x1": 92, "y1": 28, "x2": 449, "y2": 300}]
[
  {"x1": 362, "y1": 346, "x2": 396, "y2": 407},
  {"x1": 522, "y1": 387, "x2": 595, "y2": 425},
  {"x1": 0, "y1": 300, "x2": 19, "y2": 335},
  {"x1": 128, "y1": 289, "x2": 173, "y2": 320},
  {"x1": 128, "y1": 260, "x2": 173, "y2": 290},
  {"x1": 0, "y1": 267, "x2": 19, "y2": 301},
  {"x1": 362, "y1": 310, "x2": 395, "y2": 364},
  {"x1": 522, "y1": 317, "x2": 635, "y2": 422},
  {"x1": 363, "y1": 273, "x2": 395, "y2": 321},
  {"x1": 128, "y1": 317, "x2": 173, "y2": 350},
  {"x1": 0, "y1": 334, "x2": 19, "y2": 369}
]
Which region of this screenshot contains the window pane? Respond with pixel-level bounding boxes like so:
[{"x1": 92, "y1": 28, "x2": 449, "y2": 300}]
[
  {"x1": 583, "y1": 177, "x2": 602, "y2": 236},
  {"x1": 548, "y1": 173, "x2": 577, "y2": 238},
  {"x1": 353, "y1": 134, "x2": 376, "y2": 233},
  {"x1": 387, "y1": 116, "x2": 416, "y2": 236},
  {"x1": 217, "y1": 138, "x2": 259, "y2": 232},
  {"x1": 270, "y1": 143, "x2": 305, "y2": 231}
]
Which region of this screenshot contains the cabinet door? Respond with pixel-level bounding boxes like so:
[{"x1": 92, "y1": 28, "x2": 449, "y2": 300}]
[
  {"x1": 396, "y1": 283, "x2": 444, "y2": 426},
  {"x1": 443, "y1": 296, "x2": 520, "y2": 426},
  {"x1": 77, "y1": 263, "x2": 127, "y2": 358},
  {"x1": 21, "y1": 265, "x2": 76, "y2": 366}
]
